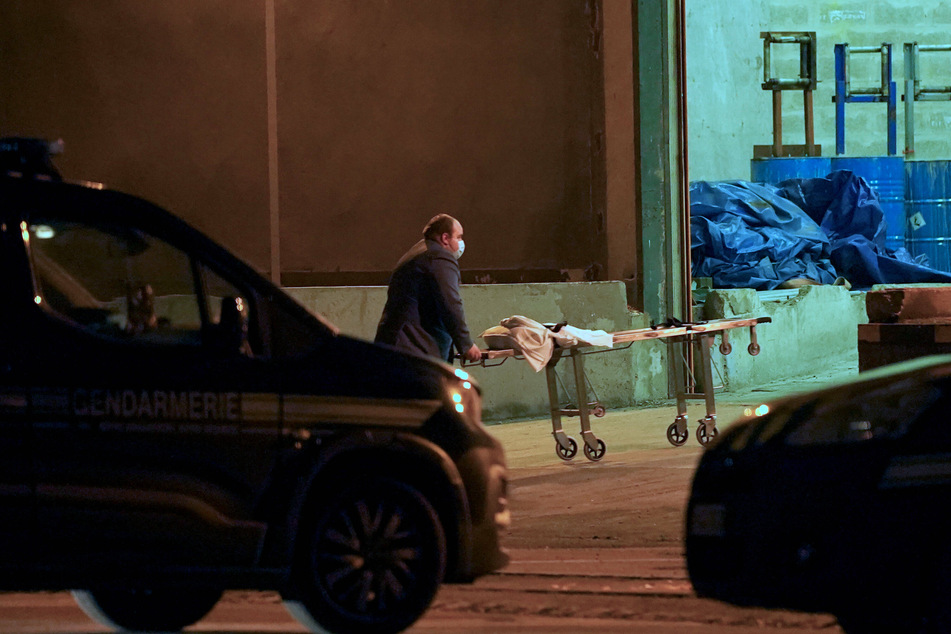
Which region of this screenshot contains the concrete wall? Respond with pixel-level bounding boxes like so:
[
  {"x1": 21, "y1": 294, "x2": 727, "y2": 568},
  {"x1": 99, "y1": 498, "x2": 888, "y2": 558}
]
[
  {"x1": 275, "y1": 1, "x2": 606, "y2": 284},
  {"x1": 288, "y1": 281, "x2": 668, "y2": 421},
  {"x1": 0, "y1": 1, "x2": 609, "y2": 285},
  {"x1": 0, "y1": 1, "x2": 273, "y2": 269},
  {"x1": 688, "y1": 1, "x2": 951, "y2": 182},
  {"x1": 685, "y1": 1, "x2": 768, "y2": 183},
  {"x1": 288, "y1": 281, "x2": 868, "y2": 421},
  {"x1": 702, "y1": 285, "x2": 868, "y2": 390}
]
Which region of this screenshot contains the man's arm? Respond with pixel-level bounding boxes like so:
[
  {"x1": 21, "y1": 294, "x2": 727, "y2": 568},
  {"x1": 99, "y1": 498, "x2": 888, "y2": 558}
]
[{"x1": 429, "y1": 251, "x2": 476, "y2": 355}]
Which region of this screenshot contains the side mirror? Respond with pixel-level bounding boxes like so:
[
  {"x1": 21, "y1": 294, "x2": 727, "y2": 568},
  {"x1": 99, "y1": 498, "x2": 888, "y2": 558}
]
[{"x1": 217, "y1": 296, "x2": 252, "y2": 356}]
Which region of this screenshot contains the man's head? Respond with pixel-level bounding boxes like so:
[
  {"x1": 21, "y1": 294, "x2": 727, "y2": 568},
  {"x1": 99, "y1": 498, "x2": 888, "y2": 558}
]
[{"x1": 423, "y1": 213, "x2": 465, "y2": 259}]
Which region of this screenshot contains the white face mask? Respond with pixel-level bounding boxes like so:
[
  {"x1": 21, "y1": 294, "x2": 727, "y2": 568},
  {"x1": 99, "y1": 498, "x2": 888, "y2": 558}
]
[{"x1": 453, "y1": 239, "x2": 465, "y2": 260}]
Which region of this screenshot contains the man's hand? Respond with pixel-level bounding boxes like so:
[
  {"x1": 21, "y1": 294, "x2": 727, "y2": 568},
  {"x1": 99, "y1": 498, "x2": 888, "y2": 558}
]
[{"x1": 463, "y1": 343, "x2": 482, "y2": 362}]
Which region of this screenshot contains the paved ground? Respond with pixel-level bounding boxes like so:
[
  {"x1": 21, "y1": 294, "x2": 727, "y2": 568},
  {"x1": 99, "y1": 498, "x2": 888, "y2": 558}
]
[
  {"x1": 411, "y1": 386, "x2": 846, "y2": 632},
  {"x1": 0, "y1": 372, "x2": 855, "y2": 633},
  {"x1": 417, "y1": 365, "x2": 861, "y2": 632}
]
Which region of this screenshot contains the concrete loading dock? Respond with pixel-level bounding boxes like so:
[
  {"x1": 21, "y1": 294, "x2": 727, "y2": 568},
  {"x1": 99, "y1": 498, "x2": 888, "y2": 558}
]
[{"x1": 288, "y1": 281, "x2": 870, "y2": 422}]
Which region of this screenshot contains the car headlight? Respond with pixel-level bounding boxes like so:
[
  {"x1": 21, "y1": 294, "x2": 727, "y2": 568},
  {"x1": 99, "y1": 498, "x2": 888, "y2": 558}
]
[{"x1": 446, "y1": 369, "x2": 483, "y2": 426}]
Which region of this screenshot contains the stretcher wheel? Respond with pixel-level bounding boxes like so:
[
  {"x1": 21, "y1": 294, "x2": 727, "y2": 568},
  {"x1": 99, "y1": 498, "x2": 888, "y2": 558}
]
[
  {"x1": 748, "y1": 342, "x2": 761, "y2": 356},
  {"x1": 667, "y1": 422, "x2": 689, "y2": 447},
  {"x1": 555, "y1": 437, "x2": 578, "y2": 461},
  {"x1": 593, "y1": 405, "x2": 606, "y2": 418},
  {"x1": 696, "y1": 425, "x2": 719, "y2": 446},
  {"x1": 719, "y1": 342, "x2": 732, "y2": 355},
  {"x1": 583, "y1": 439, "x2": 606, "y2": 462}
]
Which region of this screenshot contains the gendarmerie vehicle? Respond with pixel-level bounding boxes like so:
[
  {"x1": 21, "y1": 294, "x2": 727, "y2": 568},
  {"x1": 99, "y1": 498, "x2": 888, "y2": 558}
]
[
  {"x1": 0, "y1": 137, "x2": 509, "y2": 634},
  {"x1": 685, "y1": 354, "x2": 951, "y2": 634}
]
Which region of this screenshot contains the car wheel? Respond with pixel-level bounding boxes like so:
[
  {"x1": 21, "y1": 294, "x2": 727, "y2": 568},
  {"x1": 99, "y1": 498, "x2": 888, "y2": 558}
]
[
  {"x1": 287, "y1": 477, "x2": 447, "y2": 634},
  {"x1": 72, "y1": 586, "x2": 222, "y2": 632}
]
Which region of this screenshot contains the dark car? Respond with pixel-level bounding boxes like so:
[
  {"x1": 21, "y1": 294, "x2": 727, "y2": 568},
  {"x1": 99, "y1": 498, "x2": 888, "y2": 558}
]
[
  {"x1": 685, "y1": 354, "x2": 951, "y2": 633},
  {"x1": 0, "y1": 139, "x2": 509, "y2": 634}
]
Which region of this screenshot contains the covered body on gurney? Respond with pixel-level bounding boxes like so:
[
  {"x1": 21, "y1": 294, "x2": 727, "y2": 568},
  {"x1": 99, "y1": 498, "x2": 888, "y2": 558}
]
[{"x1": 463, "y1": 316, "x2": 771, "y2": 461}]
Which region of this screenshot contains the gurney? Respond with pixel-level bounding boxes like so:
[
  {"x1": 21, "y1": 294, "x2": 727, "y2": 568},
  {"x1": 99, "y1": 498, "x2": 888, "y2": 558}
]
[{"x1": 463, "y1": 316, "x2": 771, "y2": 462}]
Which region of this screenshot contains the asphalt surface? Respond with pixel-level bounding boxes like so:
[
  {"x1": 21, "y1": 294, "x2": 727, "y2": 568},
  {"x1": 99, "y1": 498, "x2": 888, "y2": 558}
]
[
  {"x1": 0, "y1": 373, "x2": 854, "y2": 633},
  {"x1": 412, "y1": 392, "x2": 845, "y2": 632}
]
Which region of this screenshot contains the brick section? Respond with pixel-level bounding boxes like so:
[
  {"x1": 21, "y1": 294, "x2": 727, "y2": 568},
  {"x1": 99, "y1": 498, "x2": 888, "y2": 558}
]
[
  {"x1": 860, "y1": 287, "x2": 951, "y2": 370},
  {"x1": 866, "y1": 287, "x2": 951, "y2": 323}
]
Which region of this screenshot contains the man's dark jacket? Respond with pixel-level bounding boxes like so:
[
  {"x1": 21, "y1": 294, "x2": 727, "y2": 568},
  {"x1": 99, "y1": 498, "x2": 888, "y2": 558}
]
[{"x1": 375, "y1": 239, "x2": 474, "y2": 361}]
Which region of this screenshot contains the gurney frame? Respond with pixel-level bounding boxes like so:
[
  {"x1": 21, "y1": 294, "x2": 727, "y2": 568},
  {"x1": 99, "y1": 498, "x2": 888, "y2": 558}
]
[{"x1": 464, "y1": 316, "x2": 771, "y2": 461}]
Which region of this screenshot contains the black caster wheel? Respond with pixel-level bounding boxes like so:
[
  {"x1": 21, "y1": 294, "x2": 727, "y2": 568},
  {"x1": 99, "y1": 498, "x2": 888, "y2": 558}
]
[
  {"x1": 593, "y1": 405, "x2": 606, "y2": 418},
  {"x1": 697, "y1": 425, "x2": 719, "y2": 446},
  {"x1": 748, "y1": 342, "x2": 761, "y2": 356},
  {"x1": 583, "y1": 439, "x2": 606, "y2": 462},
  {"x1": 667, "y1": 422, "x2": 689, "y2": 447},
  {"x1": 555, "y1": 437, "x2": 578, "y2": 461},
  {"x1": 719, "y1": 342, "x2": 732, "y2": 355}
]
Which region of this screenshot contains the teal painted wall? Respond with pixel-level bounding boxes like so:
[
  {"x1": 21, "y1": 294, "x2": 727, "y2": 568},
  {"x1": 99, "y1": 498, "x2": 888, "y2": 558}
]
[
  {"x1": 687, "y1": 1, "x2": 951, "y2": 181},
  {"x1": 288, "y1": 282, "x2": 866, "y2": 421}
]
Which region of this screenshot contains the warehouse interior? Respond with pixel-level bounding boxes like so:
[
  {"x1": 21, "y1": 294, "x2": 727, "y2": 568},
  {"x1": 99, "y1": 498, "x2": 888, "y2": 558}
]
[{"x1": 3, "y1": 1, "x2": 951, "y2": 357}]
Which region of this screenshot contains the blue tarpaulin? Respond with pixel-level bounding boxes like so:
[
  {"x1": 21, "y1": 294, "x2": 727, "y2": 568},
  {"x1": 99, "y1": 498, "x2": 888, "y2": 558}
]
[{"x1": 690, "y1": 170, "x2": 951, "y2": 290}]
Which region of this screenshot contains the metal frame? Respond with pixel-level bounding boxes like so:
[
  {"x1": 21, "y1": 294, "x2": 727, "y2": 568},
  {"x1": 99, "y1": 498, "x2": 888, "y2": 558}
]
[
  {"x1": 757, "y1": 31, "x2": 818, "y2": 158},
  {"x1": 833, "y1": 43, "x2": 898, "y2": 156},
  {"x1": 903, "y1": 42, "x2": 951, "y2": 156},
  {"x1": 545, "y1": 347, "x2": 608, "y2": 462}
]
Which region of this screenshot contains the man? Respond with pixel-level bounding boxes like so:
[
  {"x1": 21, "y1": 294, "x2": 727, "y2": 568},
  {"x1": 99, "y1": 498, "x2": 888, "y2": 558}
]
[{"x1": 375, "y1": 214, "x2": 482, "y2": 363}]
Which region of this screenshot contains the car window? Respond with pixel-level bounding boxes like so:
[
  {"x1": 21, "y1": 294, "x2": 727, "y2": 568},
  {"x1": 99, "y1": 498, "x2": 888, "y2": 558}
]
[
  {"x1": 200, "y1": 262, "x2": 257, "y2": 356},
  {"x1": 784, "y1": 378, "x2": 938, "y2": 446},
  {"x1": 26, "y1": 218, "x2": 203, "y2": 345}
]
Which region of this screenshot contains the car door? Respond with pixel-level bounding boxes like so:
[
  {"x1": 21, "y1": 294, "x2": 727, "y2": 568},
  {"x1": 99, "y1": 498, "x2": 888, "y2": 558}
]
[
  {"x1": 12, "y1": 185, "x2": 284, "y2": 572},
  {"x1": 0, "y1": 213, "x2": 35, "y2": 567}
]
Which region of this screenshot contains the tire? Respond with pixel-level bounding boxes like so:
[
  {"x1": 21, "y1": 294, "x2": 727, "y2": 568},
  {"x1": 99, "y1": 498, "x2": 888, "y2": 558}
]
[
  {"x1": 288, "y1": 477, "x2": 447, "y2": 634},
  {"x1": 72, "y1": 586, "x2": 222, "y2": 632}
]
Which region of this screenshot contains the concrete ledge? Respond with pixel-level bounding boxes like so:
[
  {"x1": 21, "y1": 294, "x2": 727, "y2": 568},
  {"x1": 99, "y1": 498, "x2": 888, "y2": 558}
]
[
  {"x1": 702, "y1": 285, "x2": 867, "y2": 390},
  {"x1": 287, "y1": 282, "x2": 868, "y2": 421},
  {"x1": 287, "y1": 282, "x2": 666, "y2": 421}
]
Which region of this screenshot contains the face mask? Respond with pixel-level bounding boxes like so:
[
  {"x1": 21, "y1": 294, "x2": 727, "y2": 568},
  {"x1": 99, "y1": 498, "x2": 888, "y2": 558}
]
[{"x1": 453, "y1": 239, "x2": 465, "y2": 260}]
